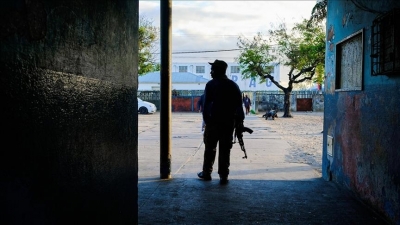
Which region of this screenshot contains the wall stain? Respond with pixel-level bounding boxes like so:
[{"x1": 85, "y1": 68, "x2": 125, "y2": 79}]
[{"x1": 327, "y1": 25, "x2": 335, "y2": 42}]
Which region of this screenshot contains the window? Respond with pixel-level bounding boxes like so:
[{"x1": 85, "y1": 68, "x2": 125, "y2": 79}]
[
  {"x1": 196, "y1": 66, "x2": 205, "y2": 73},
  {"x1": 371, "y1": 9, "x2": 400, "y2": 76},
  {"x1": 231, "y1": 66, "x2": 240, "y2": 73},
  {"x1": 335, "y1": 29, "x2": 363, "y2": 91},
  {"x1": 179, "y1": 66, "x2": 187, "y2": 72}
]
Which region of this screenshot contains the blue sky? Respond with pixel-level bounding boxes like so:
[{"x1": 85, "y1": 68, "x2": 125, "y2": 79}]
[{"x1": 139, "y1": 1, "x2": 318, "y2": 63}]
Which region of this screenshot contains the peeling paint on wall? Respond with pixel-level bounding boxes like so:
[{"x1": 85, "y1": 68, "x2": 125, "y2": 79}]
[
  {"x1": 342, "y1": 12, "x2": 352, "y2": 27},
  {"x1": 324, "y1": 0, "x2": 400, "y2": 223},
  {"x1": 328, "y1": 25, "x2": 335, "y2": 42}
]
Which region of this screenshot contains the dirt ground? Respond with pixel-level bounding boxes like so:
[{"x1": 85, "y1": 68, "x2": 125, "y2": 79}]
[{"x1": 259, "y1": 111, "x2": 324, "y2": 174}]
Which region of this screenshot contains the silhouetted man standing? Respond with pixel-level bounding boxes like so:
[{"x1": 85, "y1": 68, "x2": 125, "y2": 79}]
[{"x1": 197, "y1": 59, "x2": 245, "y2": 185}]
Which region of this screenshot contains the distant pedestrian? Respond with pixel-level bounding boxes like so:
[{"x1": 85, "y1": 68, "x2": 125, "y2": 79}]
[
  {"x1": 197, "y1": 59, "x2": 245, "y2": 185},
  {"x1": 243, "y1": 95, "x2": 251, "y2": 115}
]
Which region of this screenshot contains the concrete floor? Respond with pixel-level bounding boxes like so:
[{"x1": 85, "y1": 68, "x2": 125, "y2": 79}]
[{"x1": 138, "y1": 112, "x2": 388, "y2": 225}]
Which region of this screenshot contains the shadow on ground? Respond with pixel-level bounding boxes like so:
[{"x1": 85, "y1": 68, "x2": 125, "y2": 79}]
[{"x1": 138, "y1": 177, "x2": 388, "y2": 225}]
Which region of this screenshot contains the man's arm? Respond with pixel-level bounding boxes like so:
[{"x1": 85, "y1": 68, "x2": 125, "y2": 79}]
[
  {"x1": 202, "y1": 86, "x2": 211, "y2": 124},
  {"x1": 236, "y1": 89, "x2": 245, "y2": 121}
]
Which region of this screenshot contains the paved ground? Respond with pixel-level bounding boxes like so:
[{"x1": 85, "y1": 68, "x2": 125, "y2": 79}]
[{"x1": 138, "y1": 112, "x2": 389, "y2": 225}]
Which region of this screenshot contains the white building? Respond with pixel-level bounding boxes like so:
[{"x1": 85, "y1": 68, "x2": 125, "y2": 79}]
[
  {"x1": 138, "y1": 62, "x2": 290, "y2": 91},
  {"x1": 138, "y1": 71, "x2": 209, "y2": 91},
  {"x1": 172, "y1": 62, "x2": 290, "y2": 91}
]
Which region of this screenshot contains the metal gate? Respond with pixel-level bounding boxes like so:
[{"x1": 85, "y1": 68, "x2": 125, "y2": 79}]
[{"x1": 296, "y1": 98, "x2": 313, "y2": 111}]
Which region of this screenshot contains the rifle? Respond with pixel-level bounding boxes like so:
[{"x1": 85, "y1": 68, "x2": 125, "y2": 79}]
[{"x1": 233, "y1": 124, "x2": 253, "y2": 159}]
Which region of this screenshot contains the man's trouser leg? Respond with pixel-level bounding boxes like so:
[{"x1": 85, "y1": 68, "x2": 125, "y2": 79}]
[
  {"x1": 218, "y1": 127, "x2": 234, "y2": 178},
  {"x1": 202, "y1": 125, "x2": 218, "y2": 175}
]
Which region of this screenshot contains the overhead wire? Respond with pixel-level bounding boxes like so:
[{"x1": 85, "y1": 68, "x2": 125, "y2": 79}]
[
  {"x1": 153, "y1": 48, "x2": 241, "y2": 54},
  {"x1": 153, "y1": 45, "x2": 279, "y2": 55}
]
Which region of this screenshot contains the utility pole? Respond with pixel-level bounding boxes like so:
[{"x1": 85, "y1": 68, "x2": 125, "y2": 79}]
[{"x1": 160, "y1": 0, "x2": 172, "y2": 179}]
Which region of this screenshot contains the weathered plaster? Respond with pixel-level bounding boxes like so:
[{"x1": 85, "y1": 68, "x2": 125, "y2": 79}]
[
  {"x1": 0, "y1": 0, "x2": 139, "y2": 224},
  {"x1": 324, "y1": 1, "x2": 400, "y2": 223}
]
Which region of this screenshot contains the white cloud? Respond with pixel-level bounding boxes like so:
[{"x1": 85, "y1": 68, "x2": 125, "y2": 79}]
[{"x1": 139, "y1": 1, "x2": 317, "y2": 62}]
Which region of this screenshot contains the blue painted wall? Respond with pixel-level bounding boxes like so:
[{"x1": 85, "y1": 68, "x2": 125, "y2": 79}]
[
  {"x1": 323, "y1": 1, "x2": 400, "y2": 224},
  {"x1": 0, "y1": 1, "x2": 139, "y2": 224}
]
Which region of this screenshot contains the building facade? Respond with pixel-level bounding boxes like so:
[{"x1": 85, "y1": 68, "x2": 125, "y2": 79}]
[
  {"x1": 171, "y1": 62, "x2": 289, "y2": 91},
  {"x1": 324, "y1": 1, "x2": 400, "y2": 224},
  {"x1": 138, "y1": 71, "x2": 209, "y2": 91}
]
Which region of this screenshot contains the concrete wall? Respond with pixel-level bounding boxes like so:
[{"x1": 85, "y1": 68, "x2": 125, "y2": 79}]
[
  {"x1": 255, "y1": 91, "x2": 323, "y2": 113},
  {"x1": 0, "y1": 0, "x2": 138, "y2": 224},
  {"x1": 312, "y1": 94, "x2": 324, "y2": 112},
  {"x1": 323, "y1": 1, "x2": 400, "y2": 223}
]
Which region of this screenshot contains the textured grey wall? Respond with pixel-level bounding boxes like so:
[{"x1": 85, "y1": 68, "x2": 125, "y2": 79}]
[{"x1": 0, "y1": 0, "x2": 138, "y2": 224}]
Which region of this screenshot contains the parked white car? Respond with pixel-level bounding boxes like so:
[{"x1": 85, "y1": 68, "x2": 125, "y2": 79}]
[{"x1": 138, "y1": 98, "x2": 157, "y2": 114}]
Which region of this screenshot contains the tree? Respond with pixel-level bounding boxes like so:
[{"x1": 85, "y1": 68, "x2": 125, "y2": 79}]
[
  {"x1": 138, "y1": 17, "x2": 159, "y2": 75},
  {"x1": 313, "y1": 64, "x2": 325, "y2": 90},
  {"x1": 307, "y1": 0, "x2": 327, "y2": 27},
  {"x1": 236, "y1": 19, "x2": 325, "y2": 117}
]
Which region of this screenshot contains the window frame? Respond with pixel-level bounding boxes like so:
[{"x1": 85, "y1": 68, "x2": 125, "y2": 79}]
[
  {"x1": 231, "y1": 66, "x2": 240, "y2": 74},
  {"x1": 335, "y1": 29, "x2": 364, "y2": 92},
  {"x1": 371, "y1": 9, "x2": 400, "y2": 76},
  {"x1": 196, "y1": 66, "x2": 205, "y2": 74},
  {"x1": 178, "y1": 66, "x2": 188, "y2": 72}
]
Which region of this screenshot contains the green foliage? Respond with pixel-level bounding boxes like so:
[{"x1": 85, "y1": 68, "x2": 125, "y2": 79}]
[
  {"x1": 313, "y1": 64, "x2": 325, "y2": 85},
  {"x1": 236, "y1": 33, "x2": 276, "y2": 83},
  {"x1": 139, "y1": 17, "x2": 159, "y2": 75},
  {"x1": 236, "y1": 19, "x2": 325, "y2": 90},
  {"x1": 291, "y1": 19, "x2": 325, "y2": 73},
  {"x1": 236, "y1": 19, "x2": 325, "y2": 117},
  {"x1": 152, "y1": 63, "x2": 161, "y2": 72}
]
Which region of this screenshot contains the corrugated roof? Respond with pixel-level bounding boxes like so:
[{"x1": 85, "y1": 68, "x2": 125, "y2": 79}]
[{"x1": 139, "y1": 72, "x2": 210, "y2": 83}]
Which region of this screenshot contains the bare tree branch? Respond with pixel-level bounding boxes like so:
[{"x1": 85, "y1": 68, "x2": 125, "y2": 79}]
[
  {"x1": 293, "y1": 75, "x2": 314, "y2": 84},
  {"x1": 256, "y1": 67, "x2": 286, "y2": 90},
  {"x1": 292, "y1": 66, "x2": 315, "y2": 80}
]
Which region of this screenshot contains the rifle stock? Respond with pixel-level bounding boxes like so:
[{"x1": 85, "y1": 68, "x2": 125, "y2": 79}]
[{"x1": 233, "y1": 126, "x2": 253, "y2": 159}]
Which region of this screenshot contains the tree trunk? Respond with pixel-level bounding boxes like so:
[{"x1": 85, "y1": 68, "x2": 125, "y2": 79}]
[{"x1": 282, "y1": 90, "x2": 292, "y2": 117}]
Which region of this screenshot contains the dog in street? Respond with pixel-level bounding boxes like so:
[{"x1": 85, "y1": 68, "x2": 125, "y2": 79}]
[{"x1": 262, "y1": 109, "x2": 278, "y2": 120}]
